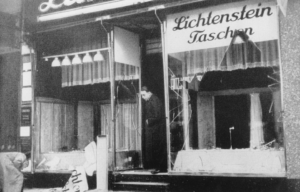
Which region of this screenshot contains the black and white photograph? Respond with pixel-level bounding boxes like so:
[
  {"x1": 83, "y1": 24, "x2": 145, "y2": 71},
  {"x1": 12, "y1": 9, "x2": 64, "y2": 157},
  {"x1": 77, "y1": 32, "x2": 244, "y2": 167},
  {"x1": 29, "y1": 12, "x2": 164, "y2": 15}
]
[{"x1": 0, "y1": 0, "x2": 299, "y2": 191}]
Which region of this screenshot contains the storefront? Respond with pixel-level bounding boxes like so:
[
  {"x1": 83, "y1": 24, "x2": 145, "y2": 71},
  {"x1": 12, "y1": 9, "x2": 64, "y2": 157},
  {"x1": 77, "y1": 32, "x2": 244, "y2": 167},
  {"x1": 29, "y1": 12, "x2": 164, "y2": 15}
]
[
  {"x1": 30, "y1": 23, "x2": 143, "y2": 173},
  {"x1": 165, "y1": 1, "x2": 285, "y2": 177},
  {"x1": 20, "y1": 0, "x2": 300, "y2": 191},
  {"x1": 23, "y1": 0, "x2": 165, "y2": 175}
]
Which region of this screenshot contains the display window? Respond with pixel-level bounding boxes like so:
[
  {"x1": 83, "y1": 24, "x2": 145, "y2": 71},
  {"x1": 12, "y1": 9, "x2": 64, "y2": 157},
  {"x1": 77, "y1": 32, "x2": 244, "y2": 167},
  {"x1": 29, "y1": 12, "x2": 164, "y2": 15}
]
[
  {"x1": 166, "y1": 2, "x2": 285, "y2": 176},
  {"x1": 33, "y1": 23, "x2": 142, "y2": 172}
]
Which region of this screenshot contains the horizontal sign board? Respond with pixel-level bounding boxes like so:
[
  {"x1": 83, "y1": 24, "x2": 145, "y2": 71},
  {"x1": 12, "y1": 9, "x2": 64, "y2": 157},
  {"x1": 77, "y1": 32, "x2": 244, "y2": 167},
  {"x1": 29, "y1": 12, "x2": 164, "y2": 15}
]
[{"x1": 166, "y1": 2, "x2": 278, "y2": 54}]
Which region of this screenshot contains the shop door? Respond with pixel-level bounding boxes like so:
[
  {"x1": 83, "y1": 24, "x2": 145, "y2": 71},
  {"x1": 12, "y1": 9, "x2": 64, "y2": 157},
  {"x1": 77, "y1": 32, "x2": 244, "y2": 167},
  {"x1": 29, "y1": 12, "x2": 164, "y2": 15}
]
[{"x1": 112, "y1": 27, "x2": 142, "y2": 170}]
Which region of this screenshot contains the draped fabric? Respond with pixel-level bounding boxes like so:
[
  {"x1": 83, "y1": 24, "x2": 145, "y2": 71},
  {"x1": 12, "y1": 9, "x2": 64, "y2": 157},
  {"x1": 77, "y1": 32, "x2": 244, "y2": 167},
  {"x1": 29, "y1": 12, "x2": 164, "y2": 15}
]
[
  {"x1": 62, "y1": 59, "x2": 139, "y2": 87},
  {"x1": 62, "y1": 52, "x2": 110, "y2": 87},
  {"x1": 250, "y1": 93, "x2": 265, "y2": 149},
  {"x1": 169, "y1": 40, "x2": 279, "y2": 78},
  {"x1": 115, "y1": 62, "x2": 139, "y2": 81},
  {"x1": 100, "y1": 105, "x2": 112, "y2": 149},
  {"x1": 220, "y1": 41, "x2": 262, "y2": 71},
  {"x1": 100, "y1": 103, "x2": 141, "y2": 151}
]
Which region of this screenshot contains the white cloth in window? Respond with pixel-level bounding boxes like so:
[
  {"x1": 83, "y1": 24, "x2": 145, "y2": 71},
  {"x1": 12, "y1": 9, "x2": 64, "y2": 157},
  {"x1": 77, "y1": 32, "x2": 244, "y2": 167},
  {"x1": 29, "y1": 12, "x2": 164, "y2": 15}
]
[
  {"x1": 83, "y1": 141, "x2": 97, "y2": 176},
  {"x1": 250, "y1": 93, "x2": 265, "y2": 148}
]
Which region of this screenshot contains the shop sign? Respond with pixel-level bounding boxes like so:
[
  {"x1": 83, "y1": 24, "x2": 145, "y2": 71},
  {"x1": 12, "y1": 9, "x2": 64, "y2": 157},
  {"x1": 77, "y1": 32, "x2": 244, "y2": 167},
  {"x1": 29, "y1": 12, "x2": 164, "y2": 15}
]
[
  {"x1": 62, "y1": 166, "x2": 88, "y2": 192},
  {"x1": 166, "y1": 2, "x2": 278, "y2": 54},
  {"x1": 21, "y1": 107, "x2": 31, "y2": 126},
  {"x1": 39, "y1": 0, "x2": 95, "y2": 13},
  {"x1": 38, "y1": 0, "x2": 153, "y2": 14}
]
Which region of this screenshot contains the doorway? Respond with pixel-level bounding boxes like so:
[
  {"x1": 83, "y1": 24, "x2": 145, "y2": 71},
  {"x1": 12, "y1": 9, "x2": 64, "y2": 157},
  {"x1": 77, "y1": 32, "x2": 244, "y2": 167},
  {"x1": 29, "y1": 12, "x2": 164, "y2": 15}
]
[{"x1": 141, "y1": 49, "x2": 166, "y2": 170}]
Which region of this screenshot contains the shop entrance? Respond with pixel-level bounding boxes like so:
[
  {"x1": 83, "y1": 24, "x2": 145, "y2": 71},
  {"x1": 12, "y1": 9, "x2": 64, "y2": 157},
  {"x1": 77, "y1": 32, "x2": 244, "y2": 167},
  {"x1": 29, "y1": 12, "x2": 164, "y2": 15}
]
[
  {"x1": 111, "y1": 12, "x2": 166, "y2": 171},
  {"x1": 141, "y1": 51, "x2": 166, "y2": 171}
]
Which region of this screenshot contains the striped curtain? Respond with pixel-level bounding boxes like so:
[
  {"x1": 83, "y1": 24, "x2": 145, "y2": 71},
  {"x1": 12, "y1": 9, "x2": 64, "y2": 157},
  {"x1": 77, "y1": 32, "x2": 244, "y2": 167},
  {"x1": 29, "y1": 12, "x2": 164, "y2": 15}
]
[
  {"x1": 42, "y1": 23, "x2": 138, "y2": 87},
  {"x1": 169, "y1": 40, "x2": 279, "y2": 78},
  {"x1": 62, "y1": 56, "x2": 139, "y2": 87},
  {"x1": 100, "y1": 104, "x2": 113, "y2": 149},
  {"x1": 62, "y1": 51, "x2": 111, "y2": 87},
  {"x1": 115, "y1": 62, "x2": 139, "y2": 81},
  {"x1": 100, "y1": 103, "x2": 141, "y2": 151}
]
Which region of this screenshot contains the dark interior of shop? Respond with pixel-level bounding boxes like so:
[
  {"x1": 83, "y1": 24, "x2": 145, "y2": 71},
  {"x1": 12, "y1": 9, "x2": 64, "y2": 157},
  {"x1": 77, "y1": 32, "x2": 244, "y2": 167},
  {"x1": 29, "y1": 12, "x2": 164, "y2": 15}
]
[
  {"x1": 215, "y1": 94, "x2": 250, "y2": 149},
  {"x1": 201, "y1": 67, "x2": 279, "y2": 149},
  {"x1": 168, "y1": 66, "x2": 280, "y2": 150},
  {"x1": 199, "y1": 67, "x2": 279, "y2": 91}
]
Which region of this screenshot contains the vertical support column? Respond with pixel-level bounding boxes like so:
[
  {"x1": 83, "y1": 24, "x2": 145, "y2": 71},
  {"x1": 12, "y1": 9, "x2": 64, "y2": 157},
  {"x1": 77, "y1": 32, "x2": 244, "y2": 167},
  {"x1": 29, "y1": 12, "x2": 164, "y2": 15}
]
[
  {"x1": 97, "y1": 136, "x2": 108, "y2": 191},
  {"x1": 31, "y1": 44, "x2": 37, "y2": 173},
  {"x1": 181, "y1": 50, "x2": 189, "y2": 150},
  {"x1": 160, "y1": 20, "x2": 171, "y2": 171},
  {"x1": 138, "y1": 44, "x2": 142, "y2": 168},
  {"x1": 21, "y1": 43, "x2": 36, "y2": 173},
  {"x1": 108, "y1": 28, "x2": 116, "y2": 170},
  {"x1": 182, "y1": 87, "x2": 190, "y2": 150}
]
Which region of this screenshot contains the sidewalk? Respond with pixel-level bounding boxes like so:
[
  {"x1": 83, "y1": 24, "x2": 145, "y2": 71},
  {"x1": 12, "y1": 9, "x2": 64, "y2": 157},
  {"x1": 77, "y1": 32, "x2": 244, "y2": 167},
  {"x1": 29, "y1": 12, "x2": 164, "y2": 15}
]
[
  {"x1": 24, "y1": 188, "x2": 61, "y2": 192},
  {"x1": 24, "y1": 189, "x2": 126, "y2": 192}
]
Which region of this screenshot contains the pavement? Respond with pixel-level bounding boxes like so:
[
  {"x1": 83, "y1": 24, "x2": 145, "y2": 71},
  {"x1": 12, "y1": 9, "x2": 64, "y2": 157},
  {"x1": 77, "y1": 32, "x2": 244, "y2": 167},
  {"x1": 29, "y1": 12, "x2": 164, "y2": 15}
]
[
  {"x1": 24, "y1": 187, "x2": 108, "y2": 191},
  {"x1": 24, "y1": 189, "x2": 124, "y2": 192},
  {"x1": 24, "y1": 188, "x2": 62, "y2": 192}
]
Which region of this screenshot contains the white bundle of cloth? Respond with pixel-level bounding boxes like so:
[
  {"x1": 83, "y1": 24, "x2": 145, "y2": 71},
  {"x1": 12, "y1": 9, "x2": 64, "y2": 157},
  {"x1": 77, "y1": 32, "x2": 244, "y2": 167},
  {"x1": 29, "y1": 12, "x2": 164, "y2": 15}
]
[{"x1": 250, "y1": 93, "x2": 265, "y2": 149}]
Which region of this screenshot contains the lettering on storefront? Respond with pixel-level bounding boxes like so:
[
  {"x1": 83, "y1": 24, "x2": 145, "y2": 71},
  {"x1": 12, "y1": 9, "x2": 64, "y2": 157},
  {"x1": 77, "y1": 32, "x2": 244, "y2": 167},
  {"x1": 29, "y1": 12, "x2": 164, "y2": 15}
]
[
  {"x1": 172, "y1": 4, "x2": 272, "y2": 44},
  {"x1": 166, "y1": 2, "x2": 278, "y2": 53},
  {"x1": 21, "y1": 107, "x2": 31, "y2": 126},
  {"x1": 39, "y1": 0, "x2": 94, "y2": 13}
]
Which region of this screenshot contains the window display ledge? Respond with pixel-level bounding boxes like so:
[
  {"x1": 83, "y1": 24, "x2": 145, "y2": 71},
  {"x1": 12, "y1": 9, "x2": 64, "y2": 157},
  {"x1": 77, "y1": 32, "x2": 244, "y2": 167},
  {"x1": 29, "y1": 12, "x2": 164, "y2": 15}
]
[
  {"x1": 34, "y1": 151, "x2": 86, "y2": 173},
  {"x1": 33, "y1": 169, "x2": 73, "y2": 174},
  {"x1": 172, "y1": 149, "x2": 286, "y2": 177},
  {"x1": 169, "y1": 171, "x2": 286, "y2": 178}
]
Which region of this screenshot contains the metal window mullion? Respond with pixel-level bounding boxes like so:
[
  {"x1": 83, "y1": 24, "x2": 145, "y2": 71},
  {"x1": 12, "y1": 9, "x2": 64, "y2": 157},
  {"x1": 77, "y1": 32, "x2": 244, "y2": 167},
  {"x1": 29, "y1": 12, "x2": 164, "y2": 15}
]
[{"x1": 161, "y1": 20, "x2": 172, "y2": 172}]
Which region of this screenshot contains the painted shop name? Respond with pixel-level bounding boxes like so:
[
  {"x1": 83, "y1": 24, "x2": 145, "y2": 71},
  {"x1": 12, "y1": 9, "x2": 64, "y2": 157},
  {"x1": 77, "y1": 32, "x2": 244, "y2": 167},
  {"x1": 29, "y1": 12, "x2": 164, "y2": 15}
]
[
  {"x1": 39, "y1": 0, "x2": 94, "y2": 13},
  {"x1": 172, "y1": 4, "x2": 273, "y2": 44}
]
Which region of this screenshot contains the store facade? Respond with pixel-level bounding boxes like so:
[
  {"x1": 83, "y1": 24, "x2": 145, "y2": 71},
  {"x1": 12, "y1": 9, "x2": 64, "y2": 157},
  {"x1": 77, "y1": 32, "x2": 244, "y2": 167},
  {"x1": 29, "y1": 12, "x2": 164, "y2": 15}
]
[
  {"x1": 29, "y1": 14, "x2": 142, "y2": 172},
  {"x1": 166, "y1": 1, "x2": 284, "y2": 177},
  {"x1": 20, "y1": 0, "x2": 300, "y2": 191},
  {"x1": 0, "y1": 1, "x2": 22, "y2": 154}
]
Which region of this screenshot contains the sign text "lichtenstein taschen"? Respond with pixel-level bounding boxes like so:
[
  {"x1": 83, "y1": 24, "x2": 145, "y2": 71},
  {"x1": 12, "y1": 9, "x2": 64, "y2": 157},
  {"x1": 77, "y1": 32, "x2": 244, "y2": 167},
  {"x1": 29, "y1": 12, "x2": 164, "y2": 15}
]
[
  {"x1": 166, "y1": 2, "x2": 278, "y2": 53},
  {"x1": 173, "y1": 4, "x2": 272, "y2": 44}
]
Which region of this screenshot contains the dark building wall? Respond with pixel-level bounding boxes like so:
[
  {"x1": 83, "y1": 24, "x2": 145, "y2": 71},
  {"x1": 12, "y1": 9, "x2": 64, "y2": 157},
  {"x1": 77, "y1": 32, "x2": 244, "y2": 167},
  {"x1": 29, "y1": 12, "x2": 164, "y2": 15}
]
[
  {"x1": 280, "y1": 0, "x2": 300, "y2": 180},
  {"x1": 0, "y1": 52, "x2": 21, "y2": 151}
]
